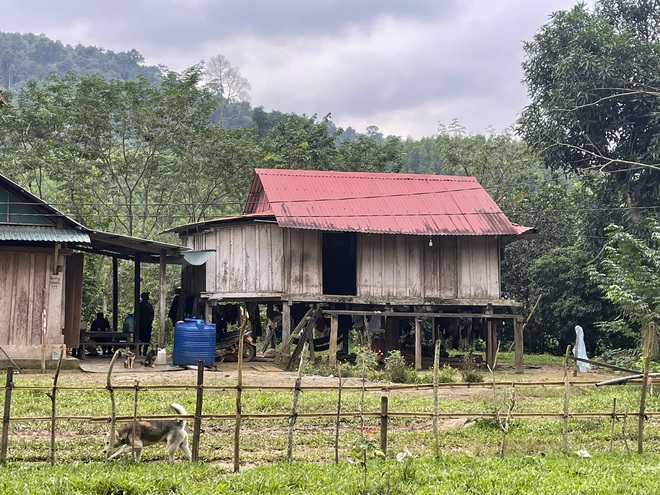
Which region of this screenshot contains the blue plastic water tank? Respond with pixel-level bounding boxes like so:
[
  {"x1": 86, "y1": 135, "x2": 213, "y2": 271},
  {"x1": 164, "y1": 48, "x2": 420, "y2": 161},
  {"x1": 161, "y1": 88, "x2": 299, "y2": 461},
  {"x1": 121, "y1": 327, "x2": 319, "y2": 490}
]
[{"x1": 172, "y1": 318, "x2": 216, "y2": 367}]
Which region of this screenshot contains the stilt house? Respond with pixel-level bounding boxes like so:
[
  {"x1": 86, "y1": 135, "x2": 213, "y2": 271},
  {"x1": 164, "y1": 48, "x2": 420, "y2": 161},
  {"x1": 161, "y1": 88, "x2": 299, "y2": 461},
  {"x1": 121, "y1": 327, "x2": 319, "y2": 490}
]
[{"x1": 169, "y1": 169, "x2": 536, "y2": 370}]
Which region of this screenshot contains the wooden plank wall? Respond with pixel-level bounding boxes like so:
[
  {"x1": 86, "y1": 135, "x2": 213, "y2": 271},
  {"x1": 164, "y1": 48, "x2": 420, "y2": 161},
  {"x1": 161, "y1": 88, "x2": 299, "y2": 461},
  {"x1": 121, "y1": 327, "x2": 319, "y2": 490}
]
[
  {"x1": 191, "y1": 225, "x2": 501, "y2": 301},
  {"x1": 358, "y1": 234, "x2": 423, "y2": 299},
  {"x1": 457, "y1": 236, "x2": 500, "y2": 298},
  {"x1": 359, "y1": 234, "x2": 500, "y2": 300},
  {"x1": 0, "y1": 250, "x2": 64, "y2": 347},
  {"x1": 286, "y1": 229, "x2": 321, "y2": 296},
  {"x1": 208, "y1": 224, "x2": 285, "y2": 295}
]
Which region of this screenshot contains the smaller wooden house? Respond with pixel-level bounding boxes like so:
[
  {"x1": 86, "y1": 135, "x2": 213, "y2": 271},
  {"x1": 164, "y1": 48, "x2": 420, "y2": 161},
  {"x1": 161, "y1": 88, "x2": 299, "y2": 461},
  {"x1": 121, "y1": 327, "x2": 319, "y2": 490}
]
[
  {"x1": 170, "y1": 169, "x2": 535, "y2": 369},
  {"x1": 0, "y1": 174, "x2": 185, "y2": 364}
]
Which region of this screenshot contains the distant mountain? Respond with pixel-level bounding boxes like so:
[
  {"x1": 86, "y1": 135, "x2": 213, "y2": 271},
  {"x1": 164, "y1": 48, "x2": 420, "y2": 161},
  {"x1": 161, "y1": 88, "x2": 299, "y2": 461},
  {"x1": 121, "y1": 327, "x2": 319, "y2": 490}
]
[{"x1": 0, "y1": 32, "x2": 162, "y2": 90}]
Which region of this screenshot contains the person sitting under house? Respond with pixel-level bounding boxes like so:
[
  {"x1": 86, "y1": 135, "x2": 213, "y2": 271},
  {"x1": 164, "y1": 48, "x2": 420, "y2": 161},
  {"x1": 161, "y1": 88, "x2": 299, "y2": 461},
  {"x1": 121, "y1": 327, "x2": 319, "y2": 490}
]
[{"x1": 90, "y1": 312, "x2": 113, "y2": 355}]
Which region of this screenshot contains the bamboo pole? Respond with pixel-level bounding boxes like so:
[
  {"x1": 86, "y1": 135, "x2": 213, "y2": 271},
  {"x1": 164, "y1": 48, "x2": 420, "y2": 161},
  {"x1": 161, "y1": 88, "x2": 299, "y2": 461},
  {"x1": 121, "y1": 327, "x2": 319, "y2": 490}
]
[
  {"x1": 1, "y1": 367, "x2": 13, "y2": 464},
  {"x1": 609, "y1": 398, "x2": 616, "y2": 453},
  {"x1": 105, "y1": 349, "x2": 121, "y2": 461},
  {"x1": 334, "y1": 367, "x2": 342, "y2": 464},
  {"x1": 622, "y1": 411, "x2": 631, "y2": 456},
  {"x1": 49, "y1": 345, "x2": 65, "y2": 465},
  {"x1": 562, "y1": 345, "x2": 571, "y2": 455},
  {"x1": 192, "y1": 360, "x2": 204, "y2": 461},
  {"x1": 132, "y1": 380, "x2": 139, "y2": 462},
  {"x1": 433, "y1": 339, "x2": 440, "y2": 457},
  {"x1": 233, "y1": 306, "x2": 247, "y2": 473},
  {"x1": 287, "y1": 342, "x2": 308, "y2": 462}
]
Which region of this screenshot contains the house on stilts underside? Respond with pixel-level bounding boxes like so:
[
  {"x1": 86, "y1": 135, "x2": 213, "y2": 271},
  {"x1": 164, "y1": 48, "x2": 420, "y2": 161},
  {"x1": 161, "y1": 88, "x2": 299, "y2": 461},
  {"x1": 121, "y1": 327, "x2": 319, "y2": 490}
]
[{"x1": 167, "y1": 168, "x2": 537, "y2": 371}]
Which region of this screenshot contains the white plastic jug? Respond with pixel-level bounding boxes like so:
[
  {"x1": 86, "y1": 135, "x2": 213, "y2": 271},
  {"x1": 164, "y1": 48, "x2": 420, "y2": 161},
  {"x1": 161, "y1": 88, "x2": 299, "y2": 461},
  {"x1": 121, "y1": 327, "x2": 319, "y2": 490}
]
[{"x1": 155, "y1": 348, "x2": 167, "y2": 365}]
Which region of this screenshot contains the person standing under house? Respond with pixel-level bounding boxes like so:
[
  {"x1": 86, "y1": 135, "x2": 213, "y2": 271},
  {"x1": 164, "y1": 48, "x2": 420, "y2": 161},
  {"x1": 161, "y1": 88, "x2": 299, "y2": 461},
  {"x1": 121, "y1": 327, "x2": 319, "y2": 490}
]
[{"x1": 138, "y1": 292, "x2": 155, "y2": 356}]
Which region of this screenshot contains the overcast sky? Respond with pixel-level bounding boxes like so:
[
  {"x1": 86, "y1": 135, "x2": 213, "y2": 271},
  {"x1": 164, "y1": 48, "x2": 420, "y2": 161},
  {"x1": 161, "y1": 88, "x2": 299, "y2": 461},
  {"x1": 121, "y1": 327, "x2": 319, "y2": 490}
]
[{"x1": 2, "y1": 0, "x2": 584, "y2": 139}]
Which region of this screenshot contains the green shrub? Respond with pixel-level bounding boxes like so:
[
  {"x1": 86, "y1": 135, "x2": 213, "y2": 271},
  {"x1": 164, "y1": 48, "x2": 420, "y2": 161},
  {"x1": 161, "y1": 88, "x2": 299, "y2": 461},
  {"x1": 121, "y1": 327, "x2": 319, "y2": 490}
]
[
  {"x1": 436, "y1": 364, "x2": 458, "y2": 383},
  {"x1": 383, "y1": 350, "x2": 408, "y2": 383},
  {"x1": 461, "y1": 368, "x2": 485, "y2": 383}
]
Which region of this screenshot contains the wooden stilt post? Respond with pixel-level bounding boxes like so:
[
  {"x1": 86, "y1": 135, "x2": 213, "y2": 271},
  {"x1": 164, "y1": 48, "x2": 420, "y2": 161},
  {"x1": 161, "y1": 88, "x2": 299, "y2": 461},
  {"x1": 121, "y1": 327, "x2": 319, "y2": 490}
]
[
  {"x1": 514, "y1": 317, "x2": 524, "y2": 374},
  {"x1": 415, "y1": 318, "x2": 422, "y2": 371},
  {"x1": 159, "y1": 249, "x2": 166, "y2": 349},
  {"x1": 329, "y1": 314, "x2": 338, "y2": 367},
  {"x1": 485, "y1": 305, "x2": 495, "y2": 368},
  {"x1": 281, "y1": 302, "x2": 291, "y2": 355}
]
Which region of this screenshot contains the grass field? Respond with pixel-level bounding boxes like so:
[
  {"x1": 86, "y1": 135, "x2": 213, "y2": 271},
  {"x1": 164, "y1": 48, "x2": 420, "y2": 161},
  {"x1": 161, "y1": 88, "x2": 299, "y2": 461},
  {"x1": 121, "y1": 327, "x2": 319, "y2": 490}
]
[{"x1": 1, "y1": 354, "x2": 659, "y2": 494}]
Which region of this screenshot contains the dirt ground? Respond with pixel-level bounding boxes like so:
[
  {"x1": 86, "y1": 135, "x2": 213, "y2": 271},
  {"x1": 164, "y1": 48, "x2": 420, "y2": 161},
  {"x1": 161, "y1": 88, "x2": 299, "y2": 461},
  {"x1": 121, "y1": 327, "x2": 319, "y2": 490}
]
[{"x1": 47, "y1": 356, "x2": 621, "y2": 394}]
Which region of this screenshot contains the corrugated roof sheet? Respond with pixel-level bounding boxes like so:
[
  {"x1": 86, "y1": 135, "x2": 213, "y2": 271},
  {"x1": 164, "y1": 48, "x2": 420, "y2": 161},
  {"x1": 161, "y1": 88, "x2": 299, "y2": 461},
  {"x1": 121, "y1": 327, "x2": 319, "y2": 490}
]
[
  {"x1": 0, "y1": 225, "x2": 91, "y2": 243},
  {"x1": 244, "y1": 169, "x2": 531, "y2": 236}
]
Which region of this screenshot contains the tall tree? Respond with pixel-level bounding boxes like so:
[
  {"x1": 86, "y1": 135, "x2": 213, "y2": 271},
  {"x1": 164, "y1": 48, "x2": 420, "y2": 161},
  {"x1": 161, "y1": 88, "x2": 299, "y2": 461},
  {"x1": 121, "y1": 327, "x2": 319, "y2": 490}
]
[
  {"x1": 0, "y1": 66, "x2": 220, "y2": 237},
  {"x1": 519, "y1": 0, "x2": 660, "y2": 211},
  {"x1": 203, "y1": 54, "x2": 251, "y2": 128}
]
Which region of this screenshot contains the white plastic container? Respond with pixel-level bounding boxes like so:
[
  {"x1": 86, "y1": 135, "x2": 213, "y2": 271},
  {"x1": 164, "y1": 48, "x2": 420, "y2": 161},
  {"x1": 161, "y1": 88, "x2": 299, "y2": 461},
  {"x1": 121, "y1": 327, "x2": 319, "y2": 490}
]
[{"x1": 155, "y1": 348, "x2": 167, "y2": 365}]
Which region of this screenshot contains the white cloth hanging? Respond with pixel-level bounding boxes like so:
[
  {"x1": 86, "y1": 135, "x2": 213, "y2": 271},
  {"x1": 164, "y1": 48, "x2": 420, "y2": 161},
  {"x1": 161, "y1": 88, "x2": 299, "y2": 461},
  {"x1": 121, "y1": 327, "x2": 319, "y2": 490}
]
[{"x1": 573, "y1": 325, "x2": 591, "y2": 373}]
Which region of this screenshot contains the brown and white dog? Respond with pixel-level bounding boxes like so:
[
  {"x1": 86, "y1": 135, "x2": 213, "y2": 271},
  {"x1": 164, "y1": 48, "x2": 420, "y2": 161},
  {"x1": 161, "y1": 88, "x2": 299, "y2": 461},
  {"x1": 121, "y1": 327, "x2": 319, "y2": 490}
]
[
  {"x1": 123, "y1": 347, "x2": 135, "y2": 369},
  {"x1": 103, "y1": 403, "x2": 192, "y2": 462}
]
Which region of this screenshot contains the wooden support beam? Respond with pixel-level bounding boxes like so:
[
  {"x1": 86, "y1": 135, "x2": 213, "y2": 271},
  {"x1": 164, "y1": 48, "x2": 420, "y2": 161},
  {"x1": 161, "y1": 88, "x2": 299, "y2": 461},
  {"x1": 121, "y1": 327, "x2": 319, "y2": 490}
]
[
  {"x1": 159, "y1": 249, "x2": 166, "y2": 349},
  {"x1": 112, "y1": 256, "x2": 119, "y2": 332}
]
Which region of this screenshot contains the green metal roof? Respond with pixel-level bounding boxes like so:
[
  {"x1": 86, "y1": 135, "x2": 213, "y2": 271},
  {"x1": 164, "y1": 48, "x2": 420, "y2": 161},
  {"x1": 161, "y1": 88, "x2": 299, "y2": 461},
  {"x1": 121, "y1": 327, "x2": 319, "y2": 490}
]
[{"x1": 0, "y1": 225, "x2": 91, "y2": 243}]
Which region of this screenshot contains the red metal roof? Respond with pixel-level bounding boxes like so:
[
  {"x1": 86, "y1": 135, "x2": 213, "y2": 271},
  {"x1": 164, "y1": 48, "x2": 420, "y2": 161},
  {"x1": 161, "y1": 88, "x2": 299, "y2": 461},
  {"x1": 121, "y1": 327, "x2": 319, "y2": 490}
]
[{"x1": 243, "y1": 169, "x2": 532, "y2": 236}]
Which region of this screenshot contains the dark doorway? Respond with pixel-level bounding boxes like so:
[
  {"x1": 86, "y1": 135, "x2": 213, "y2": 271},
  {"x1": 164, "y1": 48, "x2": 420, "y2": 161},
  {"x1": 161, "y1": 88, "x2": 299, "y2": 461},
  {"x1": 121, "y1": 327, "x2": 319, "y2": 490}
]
[{"x1": 322, "y1": 231, "x2": 357, "y2": 295}]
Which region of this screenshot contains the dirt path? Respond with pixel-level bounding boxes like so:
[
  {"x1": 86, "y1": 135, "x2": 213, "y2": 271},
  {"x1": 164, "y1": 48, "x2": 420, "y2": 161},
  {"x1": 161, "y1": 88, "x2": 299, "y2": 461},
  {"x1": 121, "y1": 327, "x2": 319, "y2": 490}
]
[{"x1": 47, "y1": 358, "x2": 620, "y2": 397}]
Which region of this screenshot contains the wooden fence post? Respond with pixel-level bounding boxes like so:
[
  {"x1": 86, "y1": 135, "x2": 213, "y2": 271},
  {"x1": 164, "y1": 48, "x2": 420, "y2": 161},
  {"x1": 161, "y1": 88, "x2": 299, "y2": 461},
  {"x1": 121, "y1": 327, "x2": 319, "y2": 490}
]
[
  {"x1": 192, "y1": 360, "x2": 204, "y2": 461},
  {"x1": 380, "y1": 396, "x2": 388, "y2": 456},
  {"x1": 49, "y1": 345, "x2": 65, "y2": 465},
  {"x1": 287, "y1": 342, "x2": 308, "y2": 462},
  {"x1": 334, "y1": 367, "x2": 342, "y2": 464},
  {"x1": 132, "y1": 380, "x2": 139, "y2": 462},
  {"x1": 105, "y1": 349, "x2": 121, "y2": 461},
  {"x1": 563, "y1": 345, "x2": 571, "y2": 455},
  {"x1": 234, "y1": 307, "x2": 247, "y2": 473},
  {"x1": 1, "y1": 367, "x2": 13, "y2": 464},
  {"x1": 609, "y1": 398, "x2": 617, "y2": 453},
  {"x1": 433, "y1": 339, "x2": 440, "y2": 457}
]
